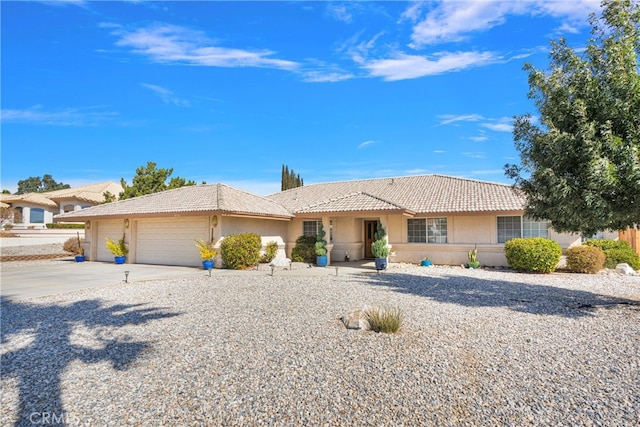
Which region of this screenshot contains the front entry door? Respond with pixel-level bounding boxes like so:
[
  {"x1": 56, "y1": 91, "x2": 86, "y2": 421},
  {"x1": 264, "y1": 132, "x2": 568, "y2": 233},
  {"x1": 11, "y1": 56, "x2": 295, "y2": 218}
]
[{"x1": 364, "y1": 220, "x2": 377, "y2": 258}]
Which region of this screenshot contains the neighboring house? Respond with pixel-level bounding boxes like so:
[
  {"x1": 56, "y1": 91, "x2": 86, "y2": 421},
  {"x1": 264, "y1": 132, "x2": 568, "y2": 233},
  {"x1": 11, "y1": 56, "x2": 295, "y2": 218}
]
[
  {"x1": 55, "y1": 175, "x2": 617, "y2": 267},
  {"x1": 0, "y1": 181, "x2": 123, "y2": 228}
]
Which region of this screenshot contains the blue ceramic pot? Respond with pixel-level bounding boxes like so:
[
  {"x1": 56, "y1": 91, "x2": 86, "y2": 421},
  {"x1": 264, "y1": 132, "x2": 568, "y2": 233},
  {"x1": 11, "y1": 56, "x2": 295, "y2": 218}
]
[
  {"x1": 375, "y1": 258, "x2": 387, "y2": 271},
  {"x1": 316, "y1": 255, "x2": 328, "y2": 267},
  {"x1": 421, "y1": 259, "x2": 432, "y2": 267},
  {"x1": 115, "y1": 256, "x2": 126, "y2": 265},
  {"x1": 75, "y1": 255, "x2": 85, "y2": 262},
  {"x1": 202, "y1": 260, "x2": 215, "y2": 270}
]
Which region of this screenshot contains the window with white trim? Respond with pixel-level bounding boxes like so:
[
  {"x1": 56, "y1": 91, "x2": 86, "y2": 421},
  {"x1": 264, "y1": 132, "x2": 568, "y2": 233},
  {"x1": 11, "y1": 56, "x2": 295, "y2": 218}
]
[
  {"x1": 408, "y1": 218, "x2": 447, "y2": 243},
  {"x1": 498, "y1": 216, "x2": 549, "y2": 243},
  {"x1": 303, "y1": 220, "x2": 320, "y2": 237}
]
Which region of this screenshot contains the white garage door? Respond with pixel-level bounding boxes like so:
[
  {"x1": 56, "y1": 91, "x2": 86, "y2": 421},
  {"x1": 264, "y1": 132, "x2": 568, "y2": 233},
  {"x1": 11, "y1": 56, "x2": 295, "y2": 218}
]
[
  {"x1": 96, "y1": 220, "x2": 124, "y2": 262},
  {"x1": 136, "y1": 217, "x2": 209, "y2": 266}
]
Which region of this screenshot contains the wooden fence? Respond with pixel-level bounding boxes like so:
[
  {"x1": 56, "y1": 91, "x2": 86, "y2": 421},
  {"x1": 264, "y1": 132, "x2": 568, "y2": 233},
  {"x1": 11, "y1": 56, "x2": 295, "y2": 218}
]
[{"x1": 619, "y1": 228, "x2": 640, "y2": 255}]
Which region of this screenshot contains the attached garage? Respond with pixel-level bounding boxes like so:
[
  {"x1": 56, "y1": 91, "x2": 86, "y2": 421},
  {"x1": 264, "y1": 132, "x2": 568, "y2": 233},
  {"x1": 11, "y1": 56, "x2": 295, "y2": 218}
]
[{"x1": 135, "y1": 217, "x2": 209, "y2": 267}]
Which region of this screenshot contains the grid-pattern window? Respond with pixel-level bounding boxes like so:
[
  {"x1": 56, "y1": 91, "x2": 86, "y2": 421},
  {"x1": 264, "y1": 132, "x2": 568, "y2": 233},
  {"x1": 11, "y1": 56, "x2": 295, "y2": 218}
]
[
  {"x1": 407, "y1": 219, "x2": 426, "y2": 243},
  {"x1": 497, "y1": 216, "x2": 521, "y2": 243},
  {"x1": 428, "y1": 218, "x2": 448, "y2": 243},
  {"x1": 523, "y1": 217, "x2": 549, "y2": 238},
  {"x1": 408, "y1": 218, "x2": 447, "y2": 243},
  {"x1": 303, "y1": 220, "x2": 320, "y2": 237}
]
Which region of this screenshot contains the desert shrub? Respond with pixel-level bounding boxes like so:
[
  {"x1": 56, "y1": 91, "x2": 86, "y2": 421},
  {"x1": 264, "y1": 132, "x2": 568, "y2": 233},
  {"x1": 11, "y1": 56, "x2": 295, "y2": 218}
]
[
  {"x1": 365, "y1": 305, "x2": 403, "y2": 334},
  {"x1": 291, "y1": 235, "x2": 316, "y2": 263},
  {"x1": 584, "y1": 239, "x2": 640, "y2": 269},
  {"x1": 63, "y1": 236, "x2": 85, "y2": 255},
  {"x1": 220, "y1": 233, "x2": 261, "y2": 269},
  {"x1": 47, "y1": 223, "x2": 85, "y2": 229},
  {"x1": 260, "y1": 240, "x2": 279, "y2": 263},
  {"x1": 504, "y1": 237, "x2": 562, "y2": 273},
  {"x1": 566, "y1": 246, "x2": 605, "y2": 274}
]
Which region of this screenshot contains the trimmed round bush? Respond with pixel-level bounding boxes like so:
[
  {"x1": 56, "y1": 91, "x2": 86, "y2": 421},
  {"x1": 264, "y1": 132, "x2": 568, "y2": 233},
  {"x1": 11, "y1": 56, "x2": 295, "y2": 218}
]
[
  {"x1": 566, "y1": 245, "x2": 605, "y2": 274},
  {"x1": 504, "y1": 237, "x2": 562, "y2": 273},
  {"x1": 220, "y1": 233, "x2": 262, "y2": 269},
  {"x1": 584, "y1": 239, "x2": 640, "y2": 270},
  {"x1": 291, "y1": 235, "x2": 316, "y2": 263}
]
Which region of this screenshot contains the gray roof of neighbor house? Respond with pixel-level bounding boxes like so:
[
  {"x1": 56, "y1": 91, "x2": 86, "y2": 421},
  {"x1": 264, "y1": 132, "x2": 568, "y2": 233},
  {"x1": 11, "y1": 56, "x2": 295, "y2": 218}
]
[
  {"x1": 55, "y1": 184, "x2": 294, "y2": 221},
  {"x1": 267, "y1": 174, "x2": 525, "y2": 215}
]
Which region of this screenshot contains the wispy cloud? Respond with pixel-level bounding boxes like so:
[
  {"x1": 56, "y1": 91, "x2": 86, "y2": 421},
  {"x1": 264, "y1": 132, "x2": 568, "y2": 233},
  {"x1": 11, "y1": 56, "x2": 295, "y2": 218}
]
[
  {"x1": 438, "y1": 114, "x2": 484, "y2": 125},
  {"x1": 1, "y1": 105, "x2": 117, "y2": 126},
  {"x1": 462, "y1": 152, "x2": 486, "y2": 159},
  {"x1": 433, "y1": 150, "x2": 446, "y2": 154},
  {"x1": 362, "y1": 51, "x2": 498, "y2": 81},
  {"x1": 358, "y1": 140, "x2": 377, "y2": 149},
  {"x1": 469, "y1": 135, "x2": 489, "y2": 142},
  {"x1": 481, "y1": 117, "x2": 513, "y2": 132},
  {"x1": 326, "y1": 4, "x2": 353, "y2": 23},
  {"x1": 108, "y1": 23, "x2": 299, "y2": 70},
  {"x1": 406, "y1": 0, "x2": 601, "y2": 47},
  {"x1": 141, "y1": 83, "x2": 190, "y2": 107}
]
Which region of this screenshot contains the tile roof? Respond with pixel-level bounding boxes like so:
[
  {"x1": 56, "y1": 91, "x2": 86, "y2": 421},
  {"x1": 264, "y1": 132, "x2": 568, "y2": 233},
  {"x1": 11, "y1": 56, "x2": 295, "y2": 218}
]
[
  {"x1": 55, "y1": 183, "x2": 293, "y2": 221},
  {"x1": 0, "y1": 181, "x2": 123, "y2": 208},
  {"x1": 46, "y1": 182, "x2": 124, "y2": 204},
  {"x1": 295, "y1": 192, "x2": 413, "y2": 214},
  {"x1": 268, "y1": 174, "x2": 525, "y2": 215}
]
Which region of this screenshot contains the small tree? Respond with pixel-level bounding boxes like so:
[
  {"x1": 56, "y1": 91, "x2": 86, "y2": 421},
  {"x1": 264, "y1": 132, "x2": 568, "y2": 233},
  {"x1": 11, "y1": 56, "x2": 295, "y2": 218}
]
[
  {"x1": 16, "y1": 174, "x2": 70, "y2": 194},
  {"x1": 315, "y1": 223, "x2": 327, "y2": 256},
  {"x1": 281, "y1": 164, "x2": 304, "y2": 191},
  {"x1": 119, "y1": 161, "x2": 196, "y2": 200}
]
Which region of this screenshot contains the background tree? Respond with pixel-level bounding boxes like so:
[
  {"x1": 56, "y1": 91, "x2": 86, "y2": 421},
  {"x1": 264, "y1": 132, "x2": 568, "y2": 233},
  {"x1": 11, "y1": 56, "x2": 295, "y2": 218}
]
[
  {"x1": 506, "y1": 0, "x2": 640, "y2": 236},
  {"x1": 281, "y1": 164, "x2": 304, "y2": 191},
  {"x1": 16, "y1": 174, "x2": 70, "y2": 194},
  {"x1": 119, "y1": 161, "x2": 196, "y2": 200}
]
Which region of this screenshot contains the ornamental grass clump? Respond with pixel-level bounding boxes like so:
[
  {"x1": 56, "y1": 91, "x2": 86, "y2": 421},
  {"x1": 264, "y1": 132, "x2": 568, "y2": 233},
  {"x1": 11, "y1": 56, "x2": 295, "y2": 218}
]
[
  {"x1": 365, "y1": 305, "x2": 403, "y2": 334},
  {"x1": 566, "y1": 245, "x2": 606, "y2": 274}
]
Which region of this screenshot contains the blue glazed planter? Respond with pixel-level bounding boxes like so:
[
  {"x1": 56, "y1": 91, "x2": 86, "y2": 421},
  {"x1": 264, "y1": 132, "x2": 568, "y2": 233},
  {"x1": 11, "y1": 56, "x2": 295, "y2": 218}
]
[
  {"x1": 202, "y1": 260, "x2": 215, "y2": 270},
  {"x1": 115, "y1": 256, "x2": 126, "y2": 265},
  {"x1": 421, "y1": 259, "x2": 432, "y2": 267},
  {"x1": 75, "y1": 255, "x2": 85, "y2": 262},
  {"x1": 316, "y1": 255, "x2": 328, "y2": 267},
  {"x1": 375, "y1": 258, "x2": 387, "y2": 271}
]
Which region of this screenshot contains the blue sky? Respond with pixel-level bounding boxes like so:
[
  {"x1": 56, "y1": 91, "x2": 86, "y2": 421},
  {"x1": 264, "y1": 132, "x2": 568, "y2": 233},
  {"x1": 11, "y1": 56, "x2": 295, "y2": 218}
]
[{"x1": 1, "y1": 0, "x2": 603, "y2": 195}]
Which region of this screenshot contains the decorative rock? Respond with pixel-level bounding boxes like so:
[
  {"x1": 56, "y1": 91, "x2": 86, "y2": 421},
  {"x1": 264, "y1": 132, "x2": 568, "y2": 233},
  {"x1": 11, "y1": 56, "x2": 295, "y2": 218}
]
[
  {"x1": 341, "y1": 307, "x2": 371, "y2": 330},
  {"x1": 615, "y1": 263, "x2": 635, "y2": 275},
  {"x1": 270, "y1": 257, "x2": 292, "y2": 268}
]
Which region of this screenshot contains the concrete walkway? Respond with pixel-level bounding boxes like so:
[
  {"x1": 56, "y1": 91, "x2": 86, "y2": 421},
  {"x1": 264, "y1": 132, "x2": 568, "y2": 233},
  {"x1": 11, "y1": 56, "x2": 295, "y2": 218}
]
[{"x1": 0, "y1": 260, "x2": 381, "y2": 301}]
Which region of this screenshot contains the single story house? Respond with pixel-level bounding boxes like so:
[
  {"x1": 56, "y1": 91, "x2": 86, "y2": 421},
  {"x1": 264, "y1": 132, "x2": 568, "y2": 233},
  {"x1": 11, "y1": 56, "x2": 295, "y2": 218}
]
[
  {"x1": 1, "y1": 181, "x2": 123, "y2": 228},
  {"x1": 55, "y1": 175, "x2": 616, "y2": 267}
]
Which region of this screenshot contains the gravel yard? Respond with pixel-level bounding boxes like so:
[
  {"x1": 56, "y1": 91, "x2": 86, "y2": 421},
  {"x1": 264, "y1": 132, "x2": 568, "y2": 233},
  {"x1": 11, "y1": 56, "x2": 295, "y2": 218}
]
[{"x1": 1, "y1": 262, "x2": 639, "y2": 426}]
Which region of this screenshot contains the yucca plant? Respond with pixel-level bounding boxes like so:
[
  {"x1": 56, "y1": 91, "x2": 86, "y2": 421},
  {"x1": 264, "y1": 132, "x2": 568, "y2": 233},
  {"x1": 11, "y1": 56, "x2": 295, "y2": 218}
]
[{"x1": 365, "y1": 305, "x2": 403, "y2": 333}]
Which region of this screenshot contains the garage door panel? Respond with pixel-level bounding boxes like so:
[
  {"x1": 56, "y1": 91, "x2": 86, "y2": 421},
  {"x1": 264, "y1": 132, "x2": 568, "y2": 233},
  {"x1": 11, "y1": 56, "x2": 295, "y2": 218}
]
[
  {"x1": 136, "y1": 218, "x2": 209, "y2": 266},
  {"x1": 96, "y1": 220, "x2": 124, "y2": 262}
]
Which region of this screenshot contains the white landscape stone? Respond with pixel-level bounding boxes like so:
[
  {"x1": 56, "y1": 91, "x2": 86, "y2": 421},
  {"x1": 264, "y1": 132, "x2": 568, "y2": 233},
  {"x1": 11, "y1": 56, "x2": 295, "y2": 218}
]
[{"x1": 615, "y1": 263, "x2": 636, "y2": 275}]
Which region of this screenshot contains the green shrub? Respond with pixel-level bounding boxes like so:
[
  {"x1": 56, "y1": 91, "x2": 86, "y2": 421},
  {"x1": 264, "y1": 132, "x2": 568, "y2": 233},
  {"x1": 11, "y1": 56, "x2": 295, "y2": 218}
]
[
  {"x1": 291, "y1": 235, "x2": 316, "y2": 263},
  {"x1": 220, "y1": 233, "x2": 262, "y2": 269},
  {"x1": 584, "y1": 239, "x2": 640, "y2": 269},
  {"x1": 47, "y1": 223, "x2": 85, "y2": 229},
  {"x1": 365, "y1": 305, "x2": 403, "y2": 334},
  {"x1": 260, "y1": 240, "x2": 279, "y2": 263},
  {"x1": 504, "y1": 237, "x2": 562, "y2": 273},
  {"x1": 566, "y1": 245, "x2": 605, "y2": 274}
]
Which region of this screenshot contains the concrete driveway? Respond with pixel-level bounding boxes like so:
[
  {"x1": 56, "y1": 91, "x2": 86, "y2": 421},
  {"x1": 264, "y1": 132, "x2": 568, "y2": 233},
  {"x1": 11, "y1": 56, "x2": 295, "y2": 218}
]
[{"x1": 0, "y1": 261, "x2": 206, "y2": 301}]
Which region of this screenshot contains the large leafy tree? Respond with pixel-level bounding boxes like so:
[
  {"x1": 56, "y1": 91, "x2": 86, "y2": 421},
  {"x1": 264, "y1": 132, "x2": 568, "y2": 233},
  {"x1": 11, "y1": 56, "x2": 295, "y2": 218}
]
[
  {"x1": 119, "y1": 161, "x2": 196, "y2": 200},
  {"x1": 16, "y1": 174, "x2": 70, "y2": 194},
  {"x1": 506, "y1": 0, "x2": 640, "y2": 236}
]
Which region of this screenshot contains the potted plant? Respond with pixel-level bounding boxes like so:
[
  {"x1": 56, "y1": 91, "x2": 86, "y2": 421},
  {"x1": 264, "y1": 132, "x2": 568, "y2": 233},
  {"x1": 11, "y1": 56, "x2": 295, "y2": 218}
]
[
  {"x1": 315, "y1": 223, "x2": 328, "y2": 267},
  {"x1": 371, "y1": 221, "x2": 389, "y2": 271},
  {"x1": 467, "y1": 245, "x2": 480, "y2": 269},
  {"x1": 105, "y1": 235, "x2": 128, "y2": 264},
  {"x1": 195, "y1": 238, "x2": 217, "y2": 270},
  {"x1": 420, "y1": 256, "x2": 432, "y2": 267},
  {"x1": 74, "y1": 231, "x2": 85, "y2": 262}
]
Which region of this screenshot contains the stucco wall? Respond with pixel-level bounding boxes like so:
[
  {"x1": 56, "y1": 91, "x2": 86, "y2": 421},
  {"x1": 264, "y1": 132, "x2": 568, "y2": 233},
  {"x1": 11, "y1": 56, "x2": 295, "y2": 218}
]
[{"x1": 220, "y1": 216, "x2": 289, "y2": 260}]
